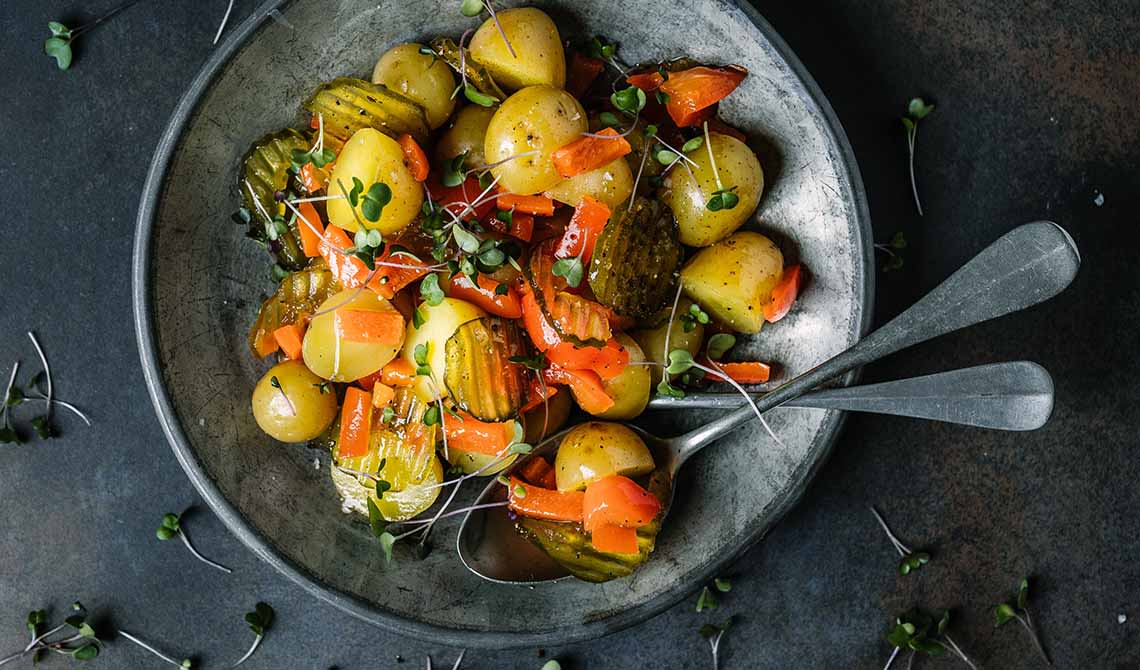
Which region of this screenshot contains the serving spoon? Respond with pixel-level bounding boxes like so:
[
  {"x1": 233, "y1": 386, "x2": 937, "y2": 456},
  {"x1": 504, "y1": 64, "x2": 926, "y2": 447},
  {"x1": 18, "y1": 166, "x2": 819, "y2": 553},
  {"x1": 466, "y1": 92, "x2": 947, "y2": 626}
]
[{"x1": 457, "y1": 221, "x2": 1080, "y2": 584}]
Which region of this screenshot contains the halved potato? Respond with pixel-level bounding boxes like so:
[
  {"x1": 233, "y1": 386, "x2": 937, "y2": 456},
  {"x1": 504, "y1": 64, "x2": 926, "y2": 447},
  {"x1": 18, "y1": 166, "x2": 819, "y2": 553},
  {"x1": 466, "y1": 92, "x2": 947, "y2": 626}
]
[
  {"x1": 326, "y1": 128, "x2": 422, "y2": 234},
  {"x1": 484, "y1": 86, "x2": 587, "y2": 195},
  {"x1": 302, "y1": 289, "x2": 404, "y2": 381},
  {"x1": 468, "y1": 7, "x2": 566, "y2": 90},
  {"x1": 554, "y1": 422, "x2": 655, "y2": 492},
  {"x1": 666, "y1": 132, "x2": 764, "y2": 247},
  {"x1": 401, "y1": 297, "x2": 486, "y2": 402},
  {"x1": 680, "y1": 231, "x2": 783, "y2": 334},
  {"x1": 371, "y1": 42, "x2": 457, "y2": 129},
  {"x1": 251, "y1": 360, "x2": 339, "y2": 442},
  {"x1": 545, "y1": 157, "x2": 634, "y2": 212}
]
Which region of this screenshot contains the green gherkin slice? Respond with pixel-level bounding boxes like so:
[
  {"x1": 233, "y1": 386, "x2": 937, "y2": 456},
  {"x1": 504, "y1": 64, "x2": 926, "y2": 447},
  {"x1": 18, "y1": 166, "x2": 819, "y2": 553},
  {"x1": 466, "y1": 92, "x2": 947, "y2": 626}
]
[
  {"x1": 248, "y1": 261, "x2": 341, "y2": 358},
  {"x1": 588, "y1": 196, "x2": 682, "y2": 318},
  {"x1": 239, "y1": 128, "x2": 310, "y2": 270},
  {"x1": 429, "y1": 37, "x2": 507, "y2": 103},
  {"x1": 303, "y1": 77, "x2": 430, "y2": 144},
  {"x1": 444, "y1": 317, "x2": 528, "y2": 421}
]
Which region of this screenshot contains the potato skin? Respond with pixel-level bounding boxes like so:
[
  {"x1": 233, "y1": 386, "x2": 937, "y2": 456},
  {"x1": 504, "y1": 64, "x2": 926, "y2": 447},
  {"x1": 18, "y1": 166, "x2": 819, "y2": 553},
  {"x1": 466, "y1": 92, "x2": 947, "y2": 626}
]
[
  {"x1": 554, "y1": 422, "x2": 655, "y2": 492},
  {"x1": 680, "y1": 231, "x2": 784, "y2": 334},
  {"x1": 666, "y1": 132, "x2": 764, "y2": 247},
  {"x1": 630, "y1": 298, "x2": 706, "y2": 385},
  {"x1": 302, "y1": 289, "x2": 405, "y2": 382},
  {"x1": 372, "y1": 42, "x2": 457, "y2": 129},
  {"x1": 593, "y1": 334, "x2": 651, "y2": 420},
  {"x1": 469, "y1": 7, "x2": 566, "y2": 91},
  {"x1": 544, "y1": 157, "x2": 634, "y2": 211},
  {"x1": 326, "y1": 128, "x2": 422, "y2": 234},
  {"x1": 252, "y1": 360, "x2": 338, "y2": 442},
  {"x1": 435, "y1": 105, "x2": 497, "y2": 168},
  {"x1": 484, "y1": 86, "x2": 588, "y2": 195}
]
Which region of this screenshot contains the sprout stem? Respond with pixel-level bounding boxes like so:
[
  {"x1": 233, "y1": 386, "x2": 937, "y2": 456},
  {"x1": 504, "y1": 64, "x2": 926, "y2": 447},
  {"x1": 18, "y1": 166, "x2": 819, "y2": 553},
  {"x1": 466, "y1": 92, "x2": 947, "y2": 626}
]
[
  {"x1": 869, "y1": 506, "x2": 912, "y2": 557},
  {"x1": 699, "y1": 359, "x2": 785, "y2": 449},
  {"x1": 703, "y1": 121, "x2": 725, "y2": 191},
  {"x1": 177, "y1": 524, "x2": 233, "y2": 574},
  {"x1": 907, "y1": 124, "x2": 923, "y2": 216},
  {"x1": 389, "y1": 502, "x2": 509, "y2": 528},
  {"x1": 482, "y1": 1, "x2": 516, "y2": 58},
  {"x1": 231, "y1": 633, "x2": 262, "y2": 667},
  {"x1": 119, "y1": 630, "x2": 190, "y2": 669},
  {"x1": 27, "y1": 332, "x2": 52, "y2": 426},
  {"x1": 213, "y1": 0, "x2": 236, "y2": 45},
  {"x1": 882, "y1": 646, "x2": 899, "y2": 670}
]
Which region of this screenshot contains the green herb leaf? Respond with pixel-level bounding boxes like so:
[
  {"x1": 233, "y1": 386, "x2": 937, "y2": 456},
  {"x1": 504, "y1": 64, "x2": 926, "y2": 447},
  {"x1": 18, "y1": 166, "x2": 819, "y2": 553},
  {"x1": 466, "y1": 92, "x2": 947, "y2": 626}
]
[
  {"x1": 513, "y1": 484, "x2": 527, "y2": 498},
  {"x1": 459, "y1": 0, "x2": 484, "y2": 17},
  {"x1": 666, "y1": 349, "x2": 695, "y2": 375},
  {"x1": 72, "y1": 643, "x2": 99, "y2": 661},
  {"x1": 993, "y1": 603, "x2": 1017, "y2": 627},
  {"x1": 695, "y1": 586, "x2": 717, "y2": 612},
  {"x1": 936, "y1": 609, "x2": 950, "y2": 636},
  {"x1": 349, "y1": 177, "x2": 364, "y2": 207},
  {"x1": 706, "y1": 333, "x2": 736, "y2": 361},
  {"x1": 509, "y1": 442, "x2": 533, "y2": 455},
  {"x1": 598, "y1": 111, "x2": 620, "y2": 128},
  {"x1": 681, "y1": 136, "x2": 704, "y2": 153},
  {"x1": 494, "y1": 282, "x2": 510, "y2": 295},
  {"x1": 0, "y1": 426, "x2": 21, "y2": 444},
  {"x1": 901, "y1": 116, "x2": 915, "y2": 132},
  {"x1": 714, "y1": 577, "x2": 731, "y2": 593},
  {"x1": 361, "y1": 182, "x2": 392, "y2": 222},
  {"x1": 908, "y1": 97, "x2": 935, "y2": 120},
  {"x1": 48, "y1": 21, "x2": 71, "y2": 38},
  {"x1": 1017, "y1": 577, "x2": 1029, "y2": 610},
  {"x1": 654, "y1": 148, "x2": 679, "y2": 165},
  {"x1": 453, "y1": 226, "x2": 481, "y2": 254},
  {"x1": 890, "y1": 231, "x2": 908, "y2": 250},
  {"x1": 423, "y1": 405, "x2": 441, "y2": 426},
  {"x1": 441, "y1": 152, "x2": 468, "y2": 187},
  {"x1": 464, "y1": 84, "x2": 498, "y2": 107},
  {"x1": 611, "y1": 86, "x2": 647, "y2": 115},
  {"x1": 44, "y1": 37, "x2": 73, "y2": 71},
  {"x1": 420, "y1": 273, "x2": 445, "y2": 306},
  {"x1": 379, "y1": 531, "x2": 396, "y2": 564},
  {"x1": 30, "y1": 416, "x2": 52, "y2": 440},
  {"x1": 541, "y1": 661, "x2": 562, "y2": 670},
  {"x1": 412, "y1": 307, "x2": 426, "y2": 330},
  {"x1": 509, "y1": 353, "x2": 546, "y2": 371},
  {"x1": 656, "y1": 379, "x2": 685, "y2": 398},
  {"x1": 883, "y1": 255, "x2": 905, "y2": 272},
  {"x1": 551, "y1": 257, "x2": 584, "y2": 288}
]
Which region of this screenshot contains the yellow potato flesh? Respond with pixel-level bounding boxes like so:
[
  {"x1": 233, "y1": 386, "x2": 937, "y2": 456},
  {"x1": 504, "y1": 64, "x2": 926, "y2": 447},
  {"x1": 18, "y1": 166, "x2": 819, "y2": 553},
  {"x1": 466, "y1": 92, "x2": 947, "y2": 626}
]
[
  {"x1": 593, "y1": 334, "x2": 650, "y2": 420},
  {"x1": 680, "y1": 231, "x2": 784, "y2": 334},
  {"x1": 302, "y1": 289, "x2": 404, "y2": 382},
  {"x1": 326, "y1": 128, "x2": 422, "y2": 234},
  {"x1": 468, "y1": 7, "x2": 566, "y2": 91},
  {"x1": 484, "y1": 86, "x2": 587, "y2": 195},
  {"x1": 666, "y1": 132, "x2": 764, "y2": 247},
  {"x1": 251, "y1": 360, "x2": 339, "y2": 442},
  {"x1": 400, "y1": 297, "x2": 486, "y2": 402},
  {"x1": 372, "y1": 42, "x2": 457, "y2": 129},
  {"x1": 630, "y1": 298, "x2": 706, "y2": 385},
  {"x1": 554, "y1": 422, "x2": 655, "y2": 492}
]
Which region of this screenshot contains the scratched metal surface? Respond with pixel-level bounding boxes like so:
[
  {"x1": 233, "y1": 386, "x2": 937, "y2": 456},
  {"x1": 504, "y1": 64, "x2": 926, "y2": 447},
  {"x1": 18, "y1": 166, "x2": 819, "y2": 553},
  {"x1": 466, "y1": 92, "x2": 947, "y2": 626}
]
[{"x1": 0, "y1": 0, "x2": 1136, "y2": 667}]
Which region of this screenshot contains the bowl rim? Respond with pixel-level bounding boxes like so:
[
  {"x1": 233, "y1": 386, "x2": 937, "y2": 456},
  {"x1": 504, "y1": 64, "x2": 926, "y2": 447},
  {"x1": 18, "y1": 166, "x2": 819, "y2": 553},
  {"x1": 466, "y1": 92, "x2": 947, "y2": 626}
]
[{"x1": 132, "y1": 0, "x2": 874, "y2": 649}]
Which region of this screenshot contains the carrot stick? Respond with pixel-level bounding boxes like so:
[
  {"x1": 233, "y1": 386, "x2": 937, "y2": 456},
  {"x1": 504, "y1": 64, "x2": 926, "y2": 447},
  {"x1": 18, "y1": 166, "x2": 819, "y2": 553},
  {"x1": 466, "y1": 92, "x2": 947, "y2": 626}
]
[
  {"x1": 371, "y1": 381, "x2": 396, "y2": 409},
  {"x1": 518, "y1": 456, "x2": 553, "y2": 486},
  {"x1": 398, "y1": 133, "x2": 430, "y2": 182},
  {"x1": 380, "y1": 358, "x2": 417, "y2": 387},
  {"x1": 582, "y1": 475, "x2": 661, "y2": 532},
  {"x1": 337, "y1": 387, "x2": 373, "y2": 459},
  {"x1": 297, "y1": 201, "x2": 325, "y2": 257},
  {"x1": 590, "y1": 523, "x2": 639, "y2": 554},
  {"x1": 508, "y1": 477, "x2": 585, "y2": 523},
  {"x1": 496, "y1": 193, "x2": 555, "y2": 216},
  {"x1": 704, "y1": 361, "x2": 772, "y2": 384},
  {"x1": 299, "y1": 162, "x2": 326, "y2": 194},
  {"x1": 272, "y1": 322, "x2": 306, "y2": 360},
  {"x1": 333, "y1": 308, "x2": 405, "y2": 345},
  {"x1": 763, "y1": 264, "x2": 803, "y2": 323},
  {"x1": 551, "y1": 128, "x2": 632, "y2": 178},
  {"x1": 444, "y1": 412, "x2": 515, "y2": 455}
]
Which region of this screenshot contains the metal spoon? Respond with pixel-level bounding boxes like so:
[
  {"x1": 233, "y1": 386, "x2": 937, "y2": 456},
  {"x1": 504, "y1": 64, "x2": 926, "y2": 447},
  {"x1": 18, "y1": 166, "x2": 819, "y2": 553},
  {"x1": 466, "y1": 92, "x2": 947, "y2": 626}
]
[{"x1": 457, "y1": 221, "x2": 1080, "y2": 584}]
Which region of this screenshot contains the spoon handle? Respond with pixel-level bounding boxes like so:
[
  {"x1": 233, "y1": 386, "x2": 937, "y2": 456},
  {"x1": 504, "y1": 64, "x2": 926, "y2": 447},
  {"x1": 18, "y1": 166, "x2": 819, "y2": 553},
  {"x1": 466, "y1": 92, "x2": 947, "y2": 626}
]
[
  {"x1": 674, "y1": 222, "x2": 1079, "y2": 459},
  {"x1": 649, "y1": 361, "x2": 1053, "y2": 431}
]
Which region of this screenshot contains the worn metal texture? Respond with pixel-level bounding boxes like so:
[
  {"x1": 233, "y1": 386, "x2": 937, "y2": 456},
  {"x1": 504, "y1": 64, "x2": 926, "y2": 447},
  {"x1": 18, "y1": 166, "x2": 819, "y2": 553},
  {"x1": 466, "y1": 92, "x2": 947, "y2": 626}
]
[{"x1": 0, "y1": 0, "x2": 1136, "y2": 668}]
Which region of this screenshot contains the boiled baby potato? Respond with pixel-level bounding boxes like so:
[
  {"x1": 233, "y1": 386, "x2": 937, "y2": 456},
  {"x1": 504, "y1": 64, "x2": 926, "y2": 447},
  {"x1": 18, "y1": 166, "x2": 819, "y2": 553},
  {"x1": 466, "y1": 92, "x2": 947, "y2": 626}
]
[
  {"x1": 446, "y1": 445, "x2": 518, "y2": 477},
  {"x1": 680, "y1": 231, "x2": 784, "y2": 334},
  {"x1": 435, "y1": 104, "x2": 497, "y2": 169},
  {"x1": 332, "y1": 427, "x2": 443, "y2": 521},
  {"x1": 302, "y1": 289, "x2": 405, "y2": 381},
  {"x1": 251, "y1": 360, "x2": 339, "y2": 442},
  {"x1": 630, "y1": 298, "x2": 706, "y2": 385},
  {"x1": 401, "y1": 296, "x2": 486, "y2": 402},
  {"x1": 372, "y1": 42, "x2": 457, "y2": 129},
  {"x1": 468, "y1": 7, "x2": 566, "y2": 91},
  {"x1": 326, "y1": 128, "x2": 422, "y2": 234},
  {"x1": 554, "y1": 422, "x2": 655, "y2": 492},
  {"x1": 520, "y1": 385, "x2": 573, "y2": 445},
  {"x1": 666, "y1": 132, "x2": 764, "y2": 247},
  {"x1": 484, "y1": 85, "x2": 587, "y2": 195},
  {"x1": 545, "y1": 157, "x2": 634, "y2": 212},
  {"x1": 593, "y1": 334, "x2": 650, "y2": 420}
]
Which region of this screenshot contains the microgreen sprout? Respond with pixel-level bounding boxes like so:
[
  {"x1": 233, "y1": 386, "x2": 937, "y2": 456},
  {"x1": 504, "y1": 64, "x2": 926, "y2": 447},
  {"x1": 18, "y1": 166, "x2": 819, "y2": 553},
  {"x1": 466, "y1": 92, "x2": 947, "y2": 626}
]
[
  {"x1": 155, "y1": 510, "x2": 233, "y2": 574},
  {"x1": 695, "y1": 577, "x2": 731, "y2": 612},
  {"x1": 551, "y1": 255, "x2": 584, "y2": 288},
  {"x1": 420, "y1": 273, "x2": 446, "y2": 306},
  {"x1": 668, "y1": 348, "x2": 786, "y2": 449},
  {"x1": 118, "y1": 629, "x2": 193, "y2": 669},
  {"x1": 231, "y1": 602, "x2": 274, "y2": 667},
  {"x1": 901, "y1": 98, "x2": 935, "y2": 216},
  {"x1": 541, "y1": 661, "x2": 562, "y2": 670},
  {"x1": 655, "y1": 281, "x2": 687, "y2": 398},
  {"x1": 883, "y1": 609, "x2": 977, "y2": 670},
  {"x1": 1, "y1": 602, "x2": 103, "y2": 666},
  {"x1": 702, "y1": 122, "x2": 739, "y2": 211},
  {"x1": 705, "y1": 333, "x2": 736, "y2": 361},
  {"x1": 993, "y1": 577, "x2": 1051, "y2": 666},
  {"x1": 44, "y1": 0, "x2": 143, "y2": 70},
  {"x1": 869, "y1": 506, "x2": 930, "y2": 576},
  {"x1": 2, "y1": 336, "x2": 90, "y2": 444},
  {"x1": 875, "y1": 231, "x2": 908, "y2": 272},
  {"x1": 699, "y1": 617, "x2": 733, "y2": 670},
  {"x1": 214, "y1": 0, "x2": 236, "y2": 44},
  {"x1": 611, "y1": 86, "x2": 647, "y2": 117},
  {"x1": 680, "y1": 303, "x2": 710, "y2": 332}
]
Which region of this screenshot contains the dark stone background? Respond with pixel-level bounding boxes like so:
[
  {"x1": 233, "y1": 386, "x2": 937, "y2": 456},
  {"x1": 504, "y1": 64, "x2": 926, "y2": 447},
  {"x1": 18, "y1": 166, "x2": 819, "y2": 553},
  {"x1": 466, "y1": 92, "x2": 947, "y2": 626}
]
[{"x1": 1, "y1": 1, "x2": 1136, "y2": 668}]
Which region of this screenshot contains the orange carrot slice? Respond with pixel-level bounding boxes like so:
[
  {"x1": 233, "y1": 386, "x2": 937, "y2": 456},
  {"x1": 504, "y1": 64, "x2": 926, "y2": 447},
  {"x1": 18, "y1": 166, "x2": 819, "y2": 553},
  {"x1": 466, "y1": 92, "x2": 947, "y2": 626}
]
[
  {"x1": 371, "y1": 381, "x2": 396, "y2": 409},
  {"x1": 659, "y1": 65, "x2": 748, "y2": 127},
  {"x1": 496, "y1": 193, "x2": 555, "y2": 216},
  {"x1": 443, "y1": 412, "x2": 515, "y2": 456},
  {"x1": 272, "y1": 322, "x2": 306, "y2": 360},
  {"x1": 543, "y1": 366, "x2": 614, "y2": 414},
  {"x1": 763, "y1": 265, "x2": 803, "y2": 323},
  {"x1": 554, "y1": 195, "x2": 610, "y2": 262},
  {"x1": 337, "y1": 387, "x2": 373, "y2": 459},
  {"x1": 591, "y1": 523, "x2": 639, "y2": 554},
  {"x1": 398, "y1": 133, "x2": 429, "y2": 182},
  {"x1": 551, "y1": 128, "x2": 632, "y2": 179},
  {"x1": 296, "y1": 201, "x2": 326, "y2": 258},
  {"x1": 380, "y1": 358, "x2": 417, "y2": 387},
  {"x1": 705, "y1": 361, "x2": 772, "y2": 384},
  {"x1": 333, "y1": 309, "x2": 405, "y2": 345},
  {"x1": 582, "y1": 475, "x2": 662, "y2": 532},
  {"x1": 508, "y1": 477, "x2": 585, "y2": 523}
]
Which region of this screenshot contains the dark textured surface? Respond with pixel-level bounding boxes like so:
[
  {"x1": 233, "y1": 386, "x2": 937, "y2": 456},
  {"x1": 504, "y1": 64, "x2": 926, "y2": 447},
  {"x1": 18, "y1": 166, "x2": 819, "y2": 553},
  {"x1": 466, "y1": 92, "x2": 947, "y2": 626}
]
[{"x1": 0, "y1": 1, "x2": 1135, "y2": 669}]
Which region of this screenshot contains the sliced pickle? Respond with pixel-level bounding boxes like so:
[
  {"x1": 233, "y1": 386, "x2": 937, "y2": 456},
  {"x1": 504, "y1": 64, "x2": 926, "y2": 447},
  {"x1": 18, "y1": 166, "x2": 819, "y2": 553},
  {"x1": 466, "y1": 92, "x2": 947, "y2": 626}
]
[
  {"x1": 247, "y1": 261, "x2": 340, "y2": 358},
  {"x1": 588, "y1": 196, "x2": 682, "y2": 318},
  {"x1": 239, "y1": 128, "x2": 310, "y2": 270},
  {"x1": 303, "y1": 77, "x2": 430, "y2": 144},
  {"x1": 429, "y1": 37, "x2": 507, "y2": 103},
  {"x1": 443, "y1": 317, "x2": 528, "y2": 421}
]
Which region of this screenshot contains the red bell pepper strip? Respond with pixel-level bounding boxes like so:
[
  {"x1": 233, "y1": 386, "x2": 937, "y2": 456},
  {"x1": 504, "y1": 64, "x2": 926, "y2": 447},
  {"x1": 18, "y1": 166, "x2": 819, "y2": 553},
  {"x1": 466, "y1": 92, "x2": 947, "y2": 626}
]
[
  {"x1": 543, "y1": 366, "x2": 614, "y2": 414},
  {"x1": 444, "y1": 411, "x2": 516, "y2": 456},
  {"x1": 658, "y1": 65, "x2": 748, "y2": 127},
  {"x1": 567, "y1": 51, "x2": 605, "y2": 98},
  {"x1": 508, "y1": 477, "x2": 585, "y2": 523},
  {"x1": 704, "y1": 361, "x2": 772, "y2": 384},
  {"x1": 590, "y1": 523, "x2": 640, "y2": 554},
  {"x1": 440, "y1": 272, "x2": 523, "y2": 319},
  {"x1": 397, "y1": 134, "x2": 429, "y2": 182},
  {"x1": 551, "y1": 128, "x2": 632, "y2": 179},
  {"x1": 337, "y1": 387, "x2": 373, "y2": 459},
  {"x1": 582, "y1": 475, "x2": 662, "y2": 532},
  {"x1": 763, "y1": 265, "x2": 803, "y2": 323},
  {"x1": 554, "y1": 195, "x2": 610, "y2": 263}
]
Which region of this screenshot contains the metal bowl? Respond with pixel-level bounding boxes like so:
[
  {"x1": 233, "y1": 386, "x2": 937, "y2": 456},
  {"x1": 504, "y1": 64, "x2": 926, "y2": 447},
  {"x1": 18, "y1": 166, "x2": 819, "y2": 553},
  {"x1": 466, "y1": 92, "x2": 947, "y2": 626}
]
[{"x1": 133, "y1": 0, "x2": 872, "y2": 648}]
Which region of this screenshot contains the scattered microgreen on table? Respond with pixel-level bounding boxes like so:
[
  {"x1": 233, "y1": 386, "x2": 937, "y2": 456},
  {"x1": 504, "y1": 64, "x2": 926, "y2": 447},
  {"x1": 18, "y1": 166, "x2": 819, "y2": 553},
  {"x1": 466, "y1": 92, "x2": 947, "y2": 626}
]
[
  {"x1": 118, "y1": 629, "x2": 194, "y2": 669},
  {"x1": 883, "y1": 608, "x2": 978, "y2": 670},
  {"x1": 0, "y1": 601, "x2": 103, "y2": 666},
  {"x1": 2, "y1": 332, "x2": 91, "y2": 445},
  {"x1": 44, "y1": 0, "x2": 145, "y2": 70},
  {"x1": 875, "y1": 231, "x2": 908, "y2": 272},
  {"x1": 901, "y1": 97, "x2": 936, "y2": 216},
  {"x1": 870, "y1": 506, "x2": 930, "y2": 575},
  {"x1": 232, "y1": 602, "x2": 274, "y2": 667},
  {"x1": 155, "y1": 511, "x2": 233, "y2": 574},
  {"x1": 994, "y1": 577, "x2": 1052, "y2": 666},
  {"x1": 699, "y1": 616, "x2": 733, "y2": 670}
]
